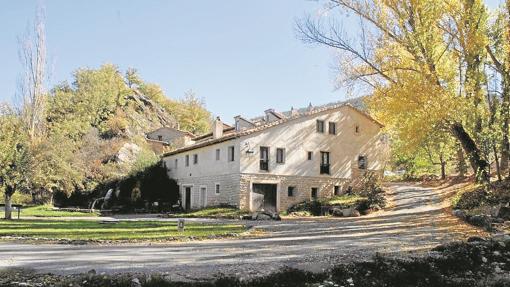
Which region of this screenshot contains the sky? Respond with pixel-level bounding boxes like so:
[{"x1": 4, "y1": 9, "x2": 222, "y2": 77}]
[{"x1": 0, "y1": 0, "x2": 503, "y2": 122}]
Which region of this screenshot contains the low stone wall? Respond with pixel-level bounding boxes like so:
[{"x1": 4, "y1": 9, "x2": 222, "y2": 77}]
[{"x1": 240, "y1": 173, "x2": 350, "y2": 211}]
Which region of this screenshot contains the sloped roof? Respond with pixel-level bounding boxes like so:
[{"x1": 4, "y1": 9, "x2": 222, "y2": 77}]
[
  {"x1": 146, "y1": 126, "x2": 195, "y2": 137},
  {"x1": 162, "y1": 102, "x2": 383, "y2": 157}
]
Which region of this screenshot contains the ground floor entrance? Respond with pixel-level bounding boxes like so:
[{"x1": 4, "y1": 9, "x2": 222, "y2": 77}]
[{"x1": 251, "y1": 183, "x2": 277, "y2": 212}]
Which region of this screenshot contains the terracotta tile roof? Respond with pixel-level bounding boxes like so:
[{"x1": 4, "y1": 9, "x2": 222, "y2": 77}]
[{"x1": 162, "y1": 103, "x2": 383, "y2": 157}]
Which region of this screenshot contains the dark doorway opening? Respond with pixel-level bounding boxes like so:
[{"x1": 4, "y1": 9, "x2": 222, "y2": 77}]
[
  {"x1": 252, "y1": 183, "x2": 277, "y2": 212},
  {"x1": 185, "y1": 187, "x2": 191, "y2": 210}
]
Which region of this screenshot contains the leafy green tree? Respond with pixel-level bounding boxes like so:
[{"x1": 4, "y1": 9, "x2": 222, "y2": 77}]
[{"x1": 0, "y1": 108, "x2": 29, "y2": 219}]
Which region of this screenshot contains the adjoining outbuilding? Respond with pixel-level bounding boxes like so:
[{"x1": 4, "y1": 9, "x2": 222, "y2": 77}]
[{"x1": 162, "y1": 100, "x2": 390, "y2": 213}]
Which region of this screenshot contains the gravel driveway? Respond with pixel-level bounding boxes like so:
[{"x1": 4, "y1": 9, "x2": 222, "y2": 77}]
[{"x1": 0, "y1": 183, "x2": 484, "y2": 280}]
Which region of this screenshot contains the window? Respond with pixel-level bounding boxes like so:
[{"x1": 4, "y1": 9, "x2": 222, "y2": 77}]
[
  {"x1": 228, "y1": 146, "x2": 235, "y2": 161},
  {"x1": 215, "y1": 183, "x2": 220, "y2": 194},
  {"x1": 320, "y1": 151, "x2": 330, "y2": 174},
  {"x1": 307, "y1": 151, "x2": 313, "y2": 160},
  {"x1": 288, "y1": 186, "x2": 295, "y2": 197},
  {"x1": 329, "y1": 122, "x2": 336, "y2": 135},
  {"x1": 311, "y1": 187, "x2": 318, "y2": 200},
  {"x1": 260, "y1": 146, "x2": 269, "y2": 171},
  {"x1": 276, "y1": 148, "x2": 285, "y2": 164},
  {"x1": 334, "y1": 185, "x2": 340, "y2": 196},
  {"x1": 193, "y1": 154, "x2": 198, "y2": 165},
  {"x1": 316, "y1": 120, "x2": 325, "y2": 133},
  {"x1": 174, "y1": 159, "x2": 178, "y2": 169},
  {"x1": 158, "y1": 135, "x2": 163, "y2": 141},
  {"x1": 216, "y1": 149, "x2": 220, "y2": 160},
  {"x1": 185, "y1": 155, "x2": 189, "y2": 167},
  {"x1": 358, "y1": 155, "x2": 367, "y2": 170},
  {"x1": 355, "y1": 125, "x2": 360, "y2": 134}
]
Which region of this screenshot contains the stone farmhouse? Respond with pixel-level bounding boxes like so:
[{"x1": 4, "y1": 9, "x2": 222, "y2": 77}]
[{"x1": 162, "y1": 101, "x2": 389, "y2": 212}]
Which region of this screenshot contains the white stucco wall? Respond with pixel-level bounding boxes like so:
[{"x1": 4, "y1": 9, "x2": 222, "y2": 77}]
[{"x1": 239, "y1": 106, "x2": 388, "y2": 178}]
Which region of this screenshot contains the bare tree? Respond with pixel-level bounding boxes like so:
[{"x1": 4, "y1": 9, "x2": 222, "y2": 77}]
[{"x1": 17, "y1": 6, "x2": 48, "y2": 141}]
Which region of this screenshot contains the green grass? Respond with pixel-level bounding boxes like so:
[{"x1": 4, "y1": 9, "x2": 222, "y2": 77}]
[
  {"x1": 0, "y1": 219, "x2": 246, "y2": 241},
  {"x1": 168, "y1": 207, "x2": 249, "y2": 219},
  {"x1": 0, "y1": 205, "x2": 99, "y2": 218},
  {"x1": 324, "y1": 194, "x2": 367, "y2": 206}
]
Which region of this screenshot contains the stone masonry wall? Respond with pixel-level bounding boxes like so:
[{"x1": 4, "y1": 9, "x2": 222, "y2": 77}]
[
  {"x1": 177, "y1": 173, "x2": 241, "y2": 209},
  {"x1": 239, "y1": 173, "x2": 351, "y2": 212}
]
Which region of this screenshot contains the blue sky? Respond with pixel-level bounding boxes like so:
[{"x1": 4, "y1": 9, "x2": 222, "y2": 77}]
[{"x1": 0, "y1": 0, "x2": 503, "y2": 122}]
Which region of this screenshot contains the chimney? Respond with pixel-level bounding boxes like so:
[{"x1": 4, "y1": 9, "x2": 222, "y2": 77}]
[
  {"x1": 264, "y1": 109, "x2": 275, "y2": 121},
  {"x1": 212, "y1": 116, "x2": 223, "y2": 139},
  {"x1": 290, "y1": 106, "x2": 299, "y2": 117},
  {"x1": 234, "y1": 115, "x2": 241, "y2": 131}
]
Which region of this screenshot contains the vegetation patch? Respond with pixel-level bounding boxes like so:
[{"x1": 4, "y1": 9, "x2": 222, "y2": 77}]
[
  {"x1": 0, "y1": 205, "x2": 99, "y2": 218},
  {"x1": 287, "y1": 174, "x2": 386, "y2": 217},
  {"x1": 162, "y1": 206, "x2": 250, "y2": 219},
  {"x1": 0, "y1": 219, "x2": 246, "y2": 242}
]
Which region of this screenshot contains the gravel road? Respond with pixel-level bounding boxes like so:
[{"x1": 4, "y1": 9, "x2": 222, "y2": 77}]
[{"x1": 0, "y1": 183, "x2": 483, "y2": 280}]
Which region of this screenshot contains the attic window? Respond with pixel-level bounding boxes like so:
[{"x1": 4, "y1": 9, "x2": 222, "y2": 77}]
[
  {"x1": 355, "y1": 125, "x2": 360, "y2": 134},
  {"x1": 158, "y1": 135, "x2": 163, "y2": 141},
  {"x1": 316, "y1": 120, "x2": 325, "y2": 133},
  {"x1": 329, "y1": 122, "x2": 336, "y2": 135}
]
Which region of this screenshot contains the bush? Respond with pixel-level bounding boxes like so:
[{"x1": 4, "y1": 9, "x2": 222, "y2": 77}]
[
  {"x1": 354, "y1": 173, "x2": 387, "y2": 209},
  {"x1": 287, "y1": 200, "x2": 323, "y2": 216},
  {"x1": 453, "y1": 187, "x2": 487, "y2": 210}
]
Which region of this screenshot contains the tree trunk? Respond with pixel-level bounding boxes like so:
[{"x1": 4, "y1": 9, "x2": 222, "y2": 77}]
[
  {"x1": 456, "y1": 145, "x2": 467, "y2": 177},
  {"x1": 4, "y1": 190, "x2": 12, "y2": 220},
  {"x1": 494, "y1": 144, "x2": 502, "y2": 182},
  {"x1": 501, "y1": 81, "x2": 510, "y2": 174},
  {"x1": 450, "y1": 122, "x2": 489, "y2": 182},
  {"x1": 440, "y1": 162, "x2": 447, "y2": 180}
]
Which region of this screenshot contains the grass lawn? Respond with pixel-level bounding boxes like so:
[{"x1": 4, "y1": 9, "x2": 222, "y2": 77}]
[
  {"x1": 324, "y1": 194, "x2": 367, "y2": 206},
  {"x1": 167, "y1": 206, "x2": 249, "y2": 219},
  {"x1": 0, "y1": 219, "x2": 246, "y2": 241},
  {"x1": 0, "y1": 205, "x2": 99, "y2": 218}
]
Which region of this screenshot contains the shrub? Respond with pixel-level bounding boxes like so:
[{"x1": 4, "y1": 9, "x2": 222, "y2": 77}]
[
  {"x1": 354, "y1": 173, "x2": 387, "y2": 209},
  {"x1": 287, "y1": 200, "x2": 323, "y2": 216},
  {"x1": 454, "y1": 187, "x2": 487, "y2": 210}
]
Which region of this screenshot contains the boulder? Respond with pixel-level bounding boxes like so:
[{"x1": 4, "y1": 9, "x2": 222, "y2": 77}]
[
  {"x1": 331, "y1": 208, "x2": 343, "y2": 217},
  {"x1": 342, "y1": 208, "x2": 361, "y2": 217},
  {"x1": 496, "y1": 206, "x2": 510, "y2": 220},
  {"x1": 453, "y1": 209, "x2": 466, "y2": 219},
  {"x1": 467, "y1": 215, "x2": 492, "y2": 231},
  {"x1": 116, "y1": 143, "x2": 142, "y2": 164}
]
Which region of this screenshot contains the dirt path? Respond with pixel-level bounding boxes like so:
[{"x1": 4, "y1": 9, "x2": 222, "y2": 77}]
[{"x1": 0, "y1": 183, "x2": 485, "y2": 280}]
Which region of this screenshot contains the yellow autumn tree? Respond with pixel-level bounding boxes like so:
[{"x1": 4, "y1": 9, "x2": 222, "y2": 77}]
[{"x1": 298, "y1": 0, "x2": 491, "y2": 181}]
